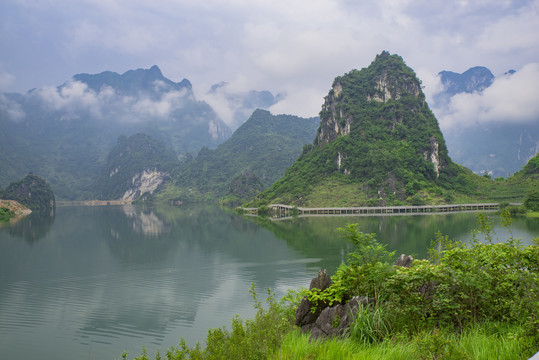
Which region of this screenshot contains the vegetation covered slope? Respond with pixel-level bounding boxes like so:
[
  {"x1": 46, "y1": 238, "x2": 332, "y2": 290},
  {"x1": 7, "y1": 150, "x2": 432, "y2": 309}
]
[
  {"x1": 1, "y1": 173, "x2": 55, "y2": 214},
  {"x1": 96, "y1": 133, "x2": 180, "y2": 200},
  {"x1": 252, "y1": 52, "x2": 482, "y2": 207},
  {"x1": 0, "y1": 66, "x2": 231, "y2": 200},
  {"x1": 161, "y1": 109, "x2": 319, "y2": 204}
]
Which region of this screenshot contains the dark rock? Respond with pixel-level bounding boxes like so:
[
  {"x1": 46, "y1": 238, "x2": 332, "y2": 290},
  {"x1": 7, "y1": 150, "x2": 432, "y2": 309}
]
[
  {"x1": 309, "y1": 296, "x2": 369, "y2": 341},
  {"x1": 394, "y1": 254, "x2": 414, "y2": 267},
  {"x1": 309, "y1": 269, "x2": 332, "y2": 291},
  {"x1": 295, "y1": 269, "x2": 333, "y2": 329}
]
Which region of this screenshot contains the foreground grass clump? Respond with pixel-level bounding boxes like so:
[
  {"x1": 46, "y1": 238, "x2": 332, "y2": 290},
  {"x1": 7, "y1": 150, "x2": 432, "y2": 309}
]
[
  {"x1": 121, "y1": 212, "x2": 538, "y2": 360},
  {"x1": 273, "y1": 322, "x2": 523, "y2": 360}
]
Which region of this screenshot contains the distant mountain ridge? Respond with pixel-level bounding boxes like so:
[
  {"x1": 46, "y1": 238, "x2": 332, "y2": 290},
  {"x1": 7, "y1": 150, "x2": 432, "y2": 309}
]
[
  {"x1": 0, "y1": 66, "x2": 282, "y2": 200},
  {"x1": 434, "y1": 66, "x2": 539, "y2": 178},
  {"x1": 73, "y1": 65, "x2": 194, "y2": 99},
  {"x1": 165, "y1": 109, "x2": 319, "y2": 204},
  {"x1": 437, "y1": 66, "x2": 494, "y2": 99},
  {"x1": 206, "y1": 82, "x2": 285, "y2": 130}
]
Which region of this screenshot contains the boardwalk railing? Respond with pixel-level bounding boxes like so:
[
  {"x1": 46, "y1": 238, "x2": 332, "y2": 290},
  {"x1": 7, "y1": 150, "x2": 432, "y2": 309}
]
[
  {"x1": 241, "y1": 203, "x2": 520, "y2": 217},
  {"x1": 56, "y1": 200, "x2": 132, "y2": 206}
]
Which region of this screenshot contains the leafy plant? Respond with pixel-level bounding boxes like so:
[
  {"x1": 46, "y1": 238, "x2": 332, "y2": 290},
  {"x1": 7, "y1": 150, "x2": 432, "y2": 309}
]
[{"x1": 307, "y1": 224, "x2": 396, "y2": 307}]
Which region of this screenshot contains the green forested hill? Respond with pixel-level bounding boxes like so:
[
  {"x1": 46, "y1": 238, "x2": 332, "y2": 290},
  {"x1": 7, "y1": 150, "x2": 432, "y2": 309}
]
[
  {"x1": 252, "y1": 52, "x2": 486, "y2": 207},
  {"x1": 161, "y1": 109, "x2": 319, "y2": 204},
  {"x1": 0, "y1": 66, "x2": 231, "y2": 200},
  {"x1": 96, "y1": 133, "x2": 180, "y2": 201},
  {"x1": 1, "y1": 173, "x2": 55, "y2": 214}
]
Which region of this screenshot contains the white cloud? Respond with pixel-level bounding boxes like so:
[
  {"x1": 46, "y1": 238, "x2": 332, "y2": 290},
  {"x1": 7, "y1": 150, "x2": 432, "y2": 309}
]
[
  {"x1": 432, "y1": 63, "x2": 539, "y2": 130},
  {"x1": 33, "y1": 79, "x2": 192, "y2": 123},
  {"x1": 1, "y1": 0, "x2": 539, "y2": 120},
  {"x1": 0, "y1": 93, "x2": 25, "y2": 121}
]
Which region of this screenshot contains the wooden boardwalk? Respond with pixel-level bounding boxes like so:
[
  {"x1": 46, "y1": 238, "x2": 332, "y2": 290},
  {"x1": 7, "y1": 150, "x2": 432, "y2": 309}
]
[
  {"x1": 56, "y1": 200, "x2": 132, "y2": 206},
  {"x1": 242, "y1": 203, "x2": 521, "y2": 217}
]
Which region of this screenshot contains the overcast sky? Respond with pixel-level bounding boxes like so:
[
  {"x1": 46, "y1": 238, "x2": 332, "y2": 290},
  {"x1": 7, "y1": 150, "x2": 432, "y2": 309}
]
[{"x1": 1, "y1": 0, "x2": 538, "y2": 126}]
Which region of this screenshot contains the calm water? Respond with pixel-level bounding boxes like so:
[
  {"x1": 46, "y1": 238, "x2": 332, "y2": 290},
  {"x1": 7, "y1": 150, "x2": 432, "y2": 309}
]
[{"x1": 0, "y1": 205, "x2": 537, "y2": 359}]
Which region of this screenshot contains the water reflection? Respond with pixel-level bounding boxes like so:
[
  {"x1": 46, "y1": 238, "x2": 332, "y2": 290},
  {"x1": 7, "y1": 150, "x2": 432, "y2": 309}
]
[
  {"x1": 0, "y1": 211, "x2": 55, "y2": 244},
  {"x1": 0, "y1": 205, "x2": 317, "y2": 360},
  {"x1": 122, "y1": 204, "x2": 169, "y2": 236},
  {"x1": 1, "y1": 205, "x2": 537, "y2": 360},
  {"x1": 253, "y1": 212, "x2": 539, "y2": 274}
]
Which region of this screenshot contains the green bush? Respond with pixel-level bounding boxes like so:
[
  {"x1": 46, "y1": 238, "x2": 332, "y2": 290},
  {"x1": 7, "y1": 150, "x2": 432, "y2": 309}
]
[
  {"x1": 307, "y1": 224, "x2": 396, "y2": 306},
  {"x1": 307, "y1": 218, "x2": 538, "y2": 356},
  {"x1": 0, "y1": 207, "x2": 14, "y2": 222},
  {"x1": 524, "y1": 190, "x2": 539, "y2": 211},
  {"x1": 257, "y1": 205, "x2": 270, "y2": 216}
]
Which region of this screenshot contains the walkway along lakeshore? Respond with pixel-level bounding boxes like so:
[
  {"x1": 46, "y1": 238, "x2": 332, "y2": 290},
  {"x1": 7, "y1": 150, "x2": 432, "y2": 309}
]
[
  {"x1": 56, "y1": 200, "x2": 132, "y2": 206},
  {"x1": 242, "y1": 203, "x2": 520, "y2": 217}
]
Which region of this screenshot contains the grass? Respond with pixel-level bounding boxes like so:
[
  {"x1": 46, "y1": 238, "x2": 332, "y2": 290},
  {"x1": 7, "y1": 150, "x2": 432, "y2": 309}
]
[
  {"x1": 271, "y1": 322, "x2": 524, "y2": 360},
  {"x1": 272, "y1": 330, "x2": 412, "y2": 360},
  {"x1": 303, "y1": 179, "x2": 369, "y2": 207}
]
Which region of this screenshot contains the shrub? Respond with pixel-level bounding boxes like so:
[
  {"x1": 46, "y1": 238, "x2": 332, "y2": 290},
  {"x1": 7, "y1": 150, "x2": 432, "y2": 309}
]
[
  {"x1": 524, "y1": 190, "x2": 539, "y2": 211},
  {"x1": 307, "y1": 224, "x2": 396, "y2": 306}
]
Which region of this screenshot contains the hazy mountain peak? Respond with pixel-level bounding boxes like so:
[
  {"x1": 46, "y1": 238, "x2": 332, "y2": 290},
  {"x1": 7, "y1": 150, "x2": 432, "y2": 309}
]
[
  {"x1": 72, "y1": 66, "x2": 192, "y2": 98},
  {"x1": 204, "y1": 82, "x2": 285, "y2": 130},
  {"x1": 438, "y1": 66, "x2": 494, "y2": 96}
]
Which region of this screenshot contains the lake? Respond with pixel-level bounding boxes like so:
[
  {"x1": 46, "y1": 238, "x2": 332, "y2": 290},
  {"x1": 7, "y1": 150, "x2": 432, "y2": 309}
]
[{"x1": 0, "y1": 204, "x2": 537, "y2": 359}]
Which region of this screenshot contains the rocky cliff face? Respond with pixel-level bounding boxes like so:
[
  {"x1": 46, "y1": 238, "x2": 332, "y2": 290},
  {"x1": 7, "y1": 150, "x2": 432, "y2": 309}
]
[
  {"x1": 121, "y1": 169, "x2": 170, "y2": 201},
  {"x1": 317, "y1": 83, "x2": 352, "y2": 144},
  {"x1": 316, "y1": 51, "x2": 446, "y2": 179}
]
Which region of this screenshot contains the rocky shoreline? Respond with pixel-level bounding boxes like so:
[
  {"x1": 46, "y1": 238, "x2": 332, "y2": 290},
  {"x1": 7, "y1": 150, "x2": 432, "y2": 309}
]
[{"x1": 0, "y1": 199, "x2": 32, "y2": 219}]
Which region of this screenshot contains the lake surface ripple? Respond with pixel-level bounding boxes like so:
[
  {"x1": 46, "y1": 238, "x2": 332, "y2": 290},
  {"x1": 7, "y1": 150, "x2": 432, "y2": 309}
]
[{"x1": 0, "y1": 204, "x2": 537, "y2": 359}]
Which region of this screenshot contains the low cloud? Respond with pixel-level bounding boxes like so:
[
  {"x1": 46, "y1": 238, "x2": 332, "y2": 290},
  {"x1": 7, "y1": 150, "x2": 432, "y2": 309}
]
[
  {"x1": 430, "y1": 63, "x2": 539, "y2": 130},
  {"x1": 32, "y1": 80, "x2": 192, "y2": 123},
  {"x1": 202, "y1": 82, "x2": 284, "y2": 130},
  {"x1": 0, "y1": 93, "x2": 26, "y2": 121}
]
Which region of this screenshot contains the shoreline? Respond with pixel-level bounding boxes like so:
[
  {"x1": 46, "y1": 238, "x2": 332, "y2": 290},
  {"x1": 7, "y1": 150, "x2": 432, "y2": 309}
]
[{"x1": 0, "y1": 199, "x2": 32, "y2": 222}]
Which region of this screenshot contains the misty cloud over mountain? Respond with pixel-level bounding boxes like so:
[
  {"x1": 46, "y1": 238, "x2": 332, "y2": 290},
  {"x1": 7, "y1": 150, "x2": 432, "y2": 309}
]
[
  {"x1": 427, "y1": 64, "x2": 539, "y2": 178},
  {"x1": 429, "y1": 63, "x2": 539, "y2": 131}
]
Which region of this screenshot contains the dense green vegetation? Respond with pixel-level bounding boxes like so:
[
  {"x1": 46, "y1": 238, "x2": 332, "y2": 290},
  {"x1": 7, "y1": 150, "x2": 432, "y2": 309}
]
[
  {"x1": 161, "y1": 110, "x2": 319, "y2": 204},
  {"x1": 0, "y1": 66, "x2": 230, "y2": 200},
  {"x1": 96, "y1": 133, "x2": 180, "y2": 200},
  {"x1": 1, "y1": 173, "x2": 55, "y2": 213},
  {"x1": 248, "y1": 53, "x2": 539, "y2": 207},
  {"x1": 0, "y1": 206, "x2": 14, "y2": 222},
  {"x1": 120, "y1": 213, "x2": 538, "y2": 360},
  {"x1": 249, "y1": 52, "x2": 486, "y2": 207}
]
